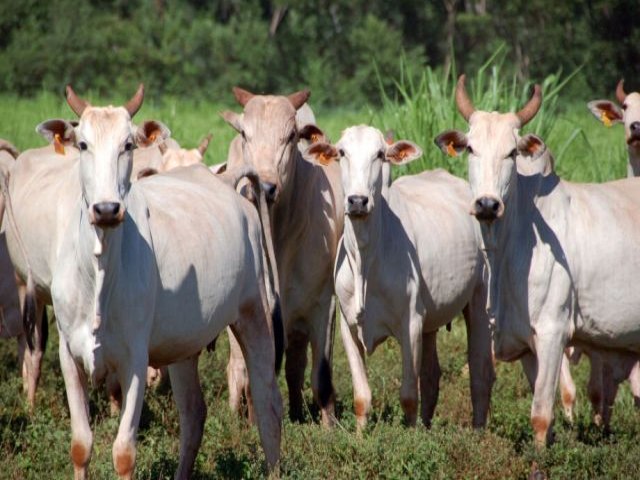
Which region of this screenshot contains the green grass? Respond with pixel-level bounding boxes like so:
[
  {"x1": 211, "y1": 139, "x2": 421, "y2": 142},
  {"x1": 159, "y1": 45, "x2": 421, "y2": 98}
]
[{"x1": 0, "y1": 76, "x2": 636, "y2": 478}]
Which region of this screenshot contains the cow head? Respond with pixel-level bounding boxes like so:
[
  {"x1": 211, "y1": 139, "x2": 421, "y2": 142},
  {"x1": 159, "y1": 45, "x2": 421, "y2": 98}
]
[
  {"x1": 304, "y1": 125, "x2": 422, "y2": 217},
  {"x1": 588, "y1": 79, "x2": 640, "y2": 152},
  {"x1": 221, "y1": 87, "x2": 322, "y2": 204},
  {"x1": 36, "y1": 84, "x2": 169, "y2": 229},
  {"x1": 161, "y1": 134, "x2": 212, "y2": 171},
  {"x1": 434, "y1": 75, "x2": 542, "y2": 223}
]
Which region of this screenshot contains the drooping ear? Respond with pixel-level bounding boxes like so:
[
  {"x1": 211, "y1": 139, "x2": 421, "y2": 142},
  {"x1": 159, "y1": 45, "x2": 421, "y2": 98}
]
[
  {"x1": 298, "y1": 124, "x2": 326, "y2": 145},
  {"x1": 517, "y1": 134, "x2": 547, "y2": 158},
  {"x1": 36, "y1": 119, "x2": 77, "y2": 154},
  {"x1": 434, "y1": 130, "x2": 468, "y2": 157},
  {"x1": 587, "y1": 100, "x2": 623, "y2": 127},
  {"x1": 232, "y1": 87, "x2": 255, "y2": 107},
  {"x1": 220, "y1": 111, "x2": 244, "y2": 134},
  {"x1": 288, "y1": 89, "x2": 311, "y2": 110},
  {"x1": 303, "y1": 142, "x2": 338, "y2": 166},
  {"x1": 135, "y1": 120, "x2": 171, "y2": 147},
  {"x1": 385, "y1": 140, "x2": 423, "y2": 165}
]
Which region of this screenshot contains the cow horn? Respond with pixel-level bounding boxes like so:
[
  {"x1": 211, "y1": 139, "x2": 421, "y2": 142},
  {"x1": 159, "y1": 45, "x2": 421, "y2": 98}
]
[
  {"x1": 66, "y1": 85, "x2": 89, "y2": 117},
  {"x1": 198, "y1": 133, "x2": 213, "y2": 156},
  {"x1": 124, "y1": 84, "x2": 145, "y2": 118},
  {"x1": 233, "y1": 87, "x2": 255, "y2": 107},
  {"x1": 455, "y1": 75, "x2": 475, "y2": 122},
  {"x1": 516, "y1": 84, "x2": 543, "y2": 126},
  {"x1": 287, "y1": 89, "x2": 311, "y2": 110},
  {"x1": 616, "y1": 79, "x2": 627, "y2": 104}
]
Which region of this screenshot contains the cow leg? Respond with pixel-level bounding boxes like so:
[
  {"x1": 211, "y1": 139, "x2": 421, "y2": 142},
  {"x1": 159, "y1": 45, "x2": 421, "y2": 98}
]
[
  {"x1": 227, "y1": 326, "x2": 251, "y2": 420},
  {"x1": 400, "y1": 316, "x2": 422, "y2": 427},
  {"x1": 530, "y1": 327, "x2": 566, "y2": 447},
  {"x1": 309, "y1": 295, "x2": 336, "y2": 427},
  {"x1": 628, "y1": 361, "x2": 640, "y2": 408},
  {"x1": 419, "y1": 330, "x2": 440, "y2": 428},
  {"x1": 339, "y1": 310, "x2": 371, "y2": 432},
  {"x1": 59, "y1": 335, "x2": 92, "y2": 480},
  {"x1": 106, "y1": 371, "x2": 122, "y2": 416},
  {"x1": 231, "y1": 302, "x2": 283, "y2": 470},
  {"x1": 463, "y1": 288, "x2": 495, "y2": 428},
  {"x1": 169, "y1": 355, "x2": 206, "y2": 480},
  {"x1": 285, "y1": 329, "x2": 309, "y2": 422},
  {"x1": 520, "y1": 351, "x2": 537, "y2": 392},
  {"x1": 587, "y1": 352, "x2": 605, "y2": 427},
  {"x1": 112, "y1": 357, "x2": 147, "y2": 479},
  {"x1": 559, "y1": 354, "x2": 576, "y2": 423},
  {"x1": 18, "y1": 293, "x2": 47, "y2": 411}
]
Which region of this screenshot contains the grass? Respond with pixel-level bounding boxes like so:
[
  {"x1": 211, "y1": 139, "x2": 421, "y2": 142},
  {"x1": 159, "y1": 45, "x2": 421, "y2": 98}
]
[{"x1": 0, "y1": 68, "x2": 636, "y2": 478}]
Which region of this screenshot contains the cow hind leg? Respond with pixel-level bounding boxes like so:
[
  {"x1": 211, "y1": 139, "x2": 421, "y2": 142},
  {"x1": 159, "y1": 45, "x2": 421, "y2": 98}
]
[
  {"x1": 559, "y1": 354, "x2": 576, "y2": 423},
  {"x1": 400, "y1": 315, "x2": 422, "y2": 427},
  {"x1": 20, "y1": 298, "x2": 47, "y2": 411},
  {"x1": 587, "y1": 353, "x2": 605, "y2": 427},
  {"x1": 226, "y1": 327, "x2": 251, "y2": 419},
  {"x1": 419, "y1": 331, "x2": 441, "y2": 428},
  {"x1": 231, "y1": 301, "x2": 283, "y2": 470},
  {"x1": 169, "y1": 355, "x2": 206, "y2": 480},
  {"x1": 628, "y1": 361, "x2": 640, "y2": 408},
  {"x1": 285, "y1": 329, "x2": 309, "y2": 423},
  {"x1": 309, "y1": 296, "x2": 337, "y2": 427}
]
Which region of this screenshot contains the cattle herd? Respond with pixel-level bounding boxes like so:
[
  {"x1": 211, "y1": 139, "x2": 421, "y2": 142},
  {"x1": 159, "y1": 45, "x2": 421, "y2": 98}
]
[{"x1": 0, "y1": 75, "x2": 638, "y2": 478}]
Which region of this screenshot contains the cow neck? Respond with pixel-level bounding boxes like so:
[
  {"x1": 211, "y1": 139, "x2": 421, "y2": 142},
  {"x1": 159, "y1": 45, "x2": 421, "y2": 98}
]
[
  {"x1": 627, "y1": 148, "x2": 640, "y2": 177},
  {"x1": 342, "y1": 195, "x2": 384, "y2": 321}
]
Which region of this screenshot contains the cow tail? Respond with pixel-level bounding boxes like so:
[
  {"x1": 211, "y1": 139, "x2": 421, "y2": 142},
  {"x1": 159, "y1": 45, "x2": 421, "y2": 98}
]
[
  {"x1": 232, "y1": 168, "x2": 284, "y2": 374},
  {"x1": 0, "y1": 171, "x2": 37, "y2": 351}
]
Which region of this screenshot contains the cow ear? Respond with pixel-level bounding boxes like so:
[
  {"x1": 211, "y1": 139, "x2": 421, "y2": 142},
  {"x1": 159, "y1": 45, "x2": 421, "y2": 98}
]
[
  {"x1": 303, "y1": 142, "x2": 338, "y2": 166},
  {"x1": 135, "y1": 120, "x2": 171, "y2": 147},
  {"x1": 36, "y1": 119, "x2": 76, "y2": 154},
  {"x1": 221, "y1": 111, "x2": 244, "y2": 134},
  {"x1": 210, "y1": 162, "x2": 227, "y2": 174},
  {"x1": 386, "y1": 140, "x2": 422, "y2": 165},
  {"x1": 434, "y1": 130, "x2": 467, "y2": 157},
  {"x1": 517, "y1": 134, "x2": 547, "y2": 158},
  {"x1": 587, "y1": 100, "x2": 623, "y2": 127},
  {"x1": 298, "y1": 124, "x2": 326, "y2": 145}
]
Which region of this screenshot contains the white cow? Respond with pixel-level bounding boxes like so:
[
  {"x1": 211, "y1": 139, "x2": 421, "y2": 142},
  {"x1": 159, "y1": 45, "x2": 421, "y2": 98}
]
[
  {"x1": 8, "y1": 85, "x2": 282, "y2": 479},
  {"x1": 222, "y1": 88, "x2": 343, "y2": 426},
  {"x1": 304, "y1": 126, "x2": 494, "y2": 429},
  {"x1": 435, "y1": 75, "x2": 640, "y2": 446}
]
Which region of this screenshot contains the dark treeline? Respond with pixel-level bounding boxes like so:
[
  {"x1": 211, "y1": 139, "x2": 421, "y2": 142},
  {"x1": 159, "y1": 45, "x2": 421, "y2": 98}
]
[{"x1": 0, "y1": 0, "x2": 638, "y2": 105}]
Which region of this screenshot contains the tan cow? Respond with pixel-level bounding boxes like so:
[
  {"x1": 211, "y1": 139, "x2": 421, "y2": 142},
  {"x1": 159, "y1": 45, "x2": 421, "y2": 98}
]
[
  {"x1": 222, "y1": 88, "x2": 343, "y2": 426},
  {"x1": 304, "y1": 125, "x2": 495, "y2": 430},
  {"x1": 436, "y1": 75, "x2": 640, "y2": 446}
]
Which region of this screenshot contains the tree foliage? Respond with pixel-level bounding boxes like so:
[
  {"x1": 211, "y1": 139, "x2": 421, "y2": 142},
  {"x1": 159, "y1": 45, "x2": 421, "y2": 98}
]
[{"x1": 0, "y1": 0, "x2": 637, "y2": 105}]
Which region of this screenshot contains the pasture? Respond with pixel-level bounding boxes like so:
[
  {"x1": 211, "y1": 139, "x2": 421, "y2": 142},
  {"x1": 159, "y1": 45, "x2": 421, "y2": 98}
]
[{"x1": 0, "y1": 73, "x2": 638, "y2": 479}]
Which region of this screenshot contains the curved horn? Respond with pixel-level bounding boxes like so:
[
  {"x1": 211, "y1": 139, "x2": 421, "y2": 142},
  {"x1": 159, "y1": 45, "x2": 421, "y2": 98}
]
[
  {"x1": 455, "y1": 75, "x2": 475, "y2": 122},
  {"x1": 124, "y1": 83, "x2": 145, "y2": 118},
  {"x1": 616, "y1": 79, "x2": 627, "y2": 104},
  {"x1": 66, "y1": 85, "x2": 89, "y2": 117},
  {"x1": 198, "y1": 133, "x2": 213, "y2": 156},
  {"x1": 233, "y1": 87, "x2": 255, "y2": 107},
  {"x1": 516, "y1": 84, "x2": 543, "y2": 126},
  {"x1": 287, "y1": 89, "x2": 311, "y2": 110}
]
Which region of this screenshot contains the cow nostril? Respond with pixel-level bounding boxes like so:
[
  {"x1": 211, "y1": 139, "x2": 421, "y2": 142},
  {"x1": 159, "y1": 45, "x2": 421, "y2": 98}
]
[{"x1": 93, "y1": 202, "x2": 121, "y2": 217}]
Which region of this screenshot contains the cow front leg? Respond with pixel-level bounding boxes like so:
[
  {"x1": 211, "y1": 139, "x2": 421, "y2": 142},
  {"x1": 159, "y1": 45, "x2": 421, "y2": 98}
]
[
  {"x1": 531, "y1": 327, "x2": 566, "y2": 447},
  {"x1": 226, "y1": 327, "x2": 253, "y2": 421},
  {"x1": 419, "y1": 330, "x2": 440, "y2": 428},
  {"x1": 340, "y1": 311, "x2": 371, "y2": 432},
  {"x1": 400, "y1": 316, "x2": 422, "y2": 427},
  {"x1": 309, "y1": 295, "x2": 337, "y2": 427},
  {"x1": 169, "y1": 355, "x2": 206, "y2": 480},
  {"x1": 285, "y1": 329, "x2": 309, "y2": 422},
  {"x1": 59, "y1": 335, "x2": 92, "y2": 480},
  {"x1": 463, "y1": 288, "x2": 495, "y2": 428},
  {"x1": 112, "y1": 357, "x2": 147, "y2": 479}
]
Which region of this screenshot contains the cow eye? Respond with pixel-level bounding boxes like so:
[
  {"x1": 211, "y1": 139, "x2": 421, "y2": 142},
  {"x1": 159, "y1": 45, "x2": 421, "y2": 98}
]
[
  {"x1": 622, "y1": 104, "x2": 628, "y2": 111},
  {"x1": 377, "y1": 150, "x2": 384, "y2": 160},
  {"x1": 508, "y1": 149, "x2": 517, "y2": 159},
  {"x1": 124, "y1": 142, "x2": 134, "y2": 152},
  {"x1": 466, "y1": 145, "x2": 475, "y2": 155},
  {"x1": 338, "y1": 149, "x2": 345, "y2": 157},
  {"x1": 78, "y1": 141, "x2": 88, "y2": 151},
  {"x1": 241, "y1": 130, "x2": 247, "y2": 140},
  {"x1": 287, "y1": 131, "x2": 296, "y2": 143}
]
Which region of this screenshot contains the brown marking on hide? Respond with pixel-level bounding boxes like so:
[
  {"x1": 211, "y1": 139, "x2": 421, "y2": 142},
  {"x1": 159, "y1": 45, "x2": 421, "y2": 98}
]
[
  {"x1": 114, "y1": 445, "x2": 135, "y2": 477},
  {"x1": 54, "y1": 134, "x2": 65, "y2": 155},
  {"x1": 354, "y1": 397, "x2": 368, "y2": 418},
  {"x1": 71, "y1": 441, "x2": 89, "y2": 468},
  {"x1": 531, "y1": 415, "x2": 549, "y2": 441},
  {"x1": 561, "y1": 385, "x2": 575, "y2": 409}
]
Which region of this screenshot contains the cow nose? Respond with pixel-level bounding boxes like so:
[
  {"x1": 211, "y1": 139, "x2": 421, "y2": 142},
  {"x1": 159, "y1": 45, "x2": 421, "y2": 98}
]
[
  {"x1": 347, "y1": 195, "x2": 369, "y2": 215},
  {"x1": 92, "y1": 202, "x2": 123, "y2": 226},
  {"x1": 631, "y1": 122, "x2": 640, "y2": 134},
  {"x1": 474, "y1": 196, "x2": 501, "y2": 221},
  {"x1": 260, "y1": 181, "x2": 277, "y2": 203}
]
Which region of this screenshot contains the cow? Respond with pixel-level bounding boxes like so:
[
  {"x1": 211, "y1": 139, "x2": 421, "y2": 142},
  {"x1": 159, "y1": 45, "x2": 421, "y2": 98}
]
[
  {"x1": 137, "y1": 134, "x2": 212, "y2": 180},
  {"x1": 221, "y1": 88, "x2": 343, "y2": 426},
  {"x1": 303, "y1": 125, "x2": 494, "y2": 430},
  {"x1": 7, "y1": 85, "x2": 282, "y2": 479},
  {"x1": 435, "y1": 75, "x2": 640, "y2": 446}
]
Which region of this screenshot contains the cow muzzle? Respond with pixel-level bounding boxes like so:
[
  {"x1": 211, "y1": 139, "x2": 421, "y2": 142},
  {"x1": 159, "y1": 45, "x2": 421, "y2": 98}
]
[
  {"x1": 627, "y1": 122, "x2": 640, "y2": 149},
  {"x1": 471, "y1": 195, "x2": 504, "y2": 222},
  {"x1": 91, "y1": 202, "x2": 125, "y2": 228},
  {"x1": 346, "y1": 195, "x2": 371, "y2": 217}
]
